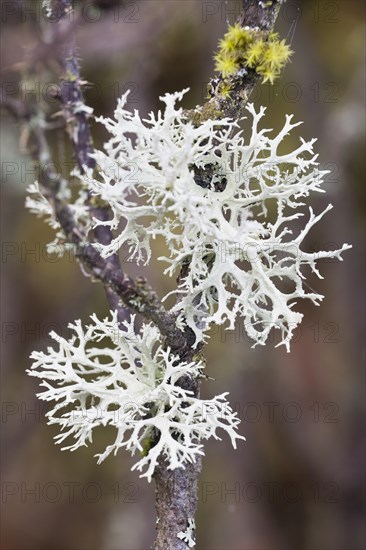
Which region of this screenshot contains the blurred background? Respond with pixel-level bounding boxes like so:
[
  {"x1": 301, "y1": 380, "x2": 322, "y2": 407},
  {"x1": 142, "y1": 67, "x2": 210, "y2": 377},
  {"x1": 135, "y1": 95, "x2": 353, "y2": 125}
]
[{"x1": 1, "y1": 0, "x2": 365, "y2": 549}]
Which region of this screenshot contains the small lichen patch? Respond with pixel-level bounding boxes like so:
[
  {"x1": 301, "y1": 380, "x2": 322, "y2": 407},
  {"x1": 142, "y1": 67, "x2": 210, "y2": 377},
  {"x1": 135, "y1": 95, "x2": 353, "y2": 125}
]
[{"x1": 177, "y1": 518, "x2": 196, "y2": 548}]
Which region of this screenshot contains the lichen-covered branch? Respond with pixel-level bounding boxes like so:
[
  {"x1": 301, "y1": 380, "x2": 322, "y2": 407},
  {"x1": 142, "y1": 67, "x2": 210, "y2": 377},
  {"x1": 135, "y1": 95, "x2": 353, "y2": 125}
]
[
  {"x1": 154, "y1": 2, "x2": 286, "y2": 547},
  {"x1": 187, "y1": 0, "x2": 285, "y2": 123}
]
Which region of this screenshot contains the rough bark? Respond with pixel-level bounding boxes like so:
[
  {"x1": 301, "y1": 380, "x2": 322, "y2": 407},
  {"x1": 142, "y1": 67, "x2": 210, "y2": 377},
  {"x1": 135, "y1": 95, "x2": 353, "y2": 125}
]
[{"x1": 154, "y1": 458, "x2": 202, "y2": 550}]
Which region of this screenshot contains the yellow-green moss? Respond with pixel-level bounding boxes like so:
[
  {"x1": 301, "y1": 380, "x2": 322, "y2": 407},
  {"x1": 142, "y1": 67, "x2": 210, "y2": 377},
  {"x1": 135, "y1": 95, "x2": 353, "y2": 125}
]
[
  {"x1": 219, "y1": 82, "x2": 233, "y2": 99},
  {"x1": 214, "y1": 23, "x2": 293, "y2": 86},
  {"x1": 214, "y1": 53, "x2": 240, "y2": 79}
]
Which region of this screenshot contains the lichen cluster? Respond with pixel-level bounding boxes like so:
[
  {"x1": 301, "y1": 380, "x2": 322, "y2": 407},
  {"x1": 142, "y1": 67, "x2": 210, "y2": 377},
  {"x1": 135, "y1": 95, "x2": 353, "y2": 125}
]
[
  {"x1": 76, "y1": 90, "x2": 349, "y2": 350},
  {"x1": 28, "y1": 312, "x2": 244, "y2": 480},
  {"x1": 214, "y1": 23, "x2": 292, "y2": 86},
  {"x1": 27, "y1": 87, "x2": 350, "y2": 476}
]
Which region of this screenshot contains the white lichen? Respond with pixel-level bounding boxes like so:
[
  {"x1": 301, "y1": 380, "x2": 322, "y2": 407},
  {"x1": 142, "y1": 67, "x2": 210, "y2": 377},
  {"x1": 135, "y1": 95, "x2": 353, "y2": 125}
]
[
  {"x1": 42, "y1": 0, "x2": 52, "y2": 18},
  {"x1": 26, "y1": 181, "x2": 90, "y2": 254},
  {"x1": 28, "y1": 312, "x2": 244, "y2": 481},
  {"x1": 177, "y1": 518, "x2": 196, "y2": 548},
  {"x1": 83, "y1": 89, "x2": 351, "y2": 350},
  {"x1": 27, "y1": 88, "x2": 351, "y2": 478}
]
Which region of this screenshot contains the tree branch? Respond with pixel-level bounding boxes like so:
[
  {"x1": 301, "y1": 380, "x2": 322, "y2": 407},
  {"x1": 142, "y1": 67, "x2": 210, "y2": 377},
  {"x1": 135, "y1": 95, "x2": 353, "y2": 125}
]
[
  {"x1": 154, "y1": 458, "x2": 202, "y2": 550},
  {"x1": 51, "y1": 0, "x2": 95, "y2": 171},
  {"x1": 187, "y1": 0, "x2": 284, "y2": 123},
  {"x1": 48, "y1": 0, "x2": 134, "y2": 324},
  {"x1": 153, "y1": 2, "x2": 285, "y2": 548}
]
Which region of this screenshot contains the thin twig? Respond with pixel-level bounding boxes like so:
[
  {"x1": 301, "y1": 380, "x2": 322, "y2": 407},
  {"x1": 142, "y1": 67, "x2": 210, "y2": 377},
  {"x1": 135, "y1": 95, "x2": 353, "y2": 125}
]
[{"x1": 48, "y1": 0, "x2": 133, "y2": 323}]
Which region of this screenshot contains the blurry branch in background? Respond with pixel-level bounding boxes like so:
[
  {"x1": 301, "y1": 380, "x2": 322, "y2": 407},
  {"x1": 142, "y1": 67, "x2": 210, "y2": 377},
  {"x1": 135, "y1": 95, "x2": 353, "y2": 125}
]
[
  {"x1": 1, "y1": 0, "x2": 286, "y2": 549},
  {"x1": 1, "y1": 0, "x2": 182, "y2": 343},
  {"x1": 49, "y1": 0, "x2": 128, "y2": 323},
  {"x1": 52, "y1": 2, "x2": 95, "y2": 172}
]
